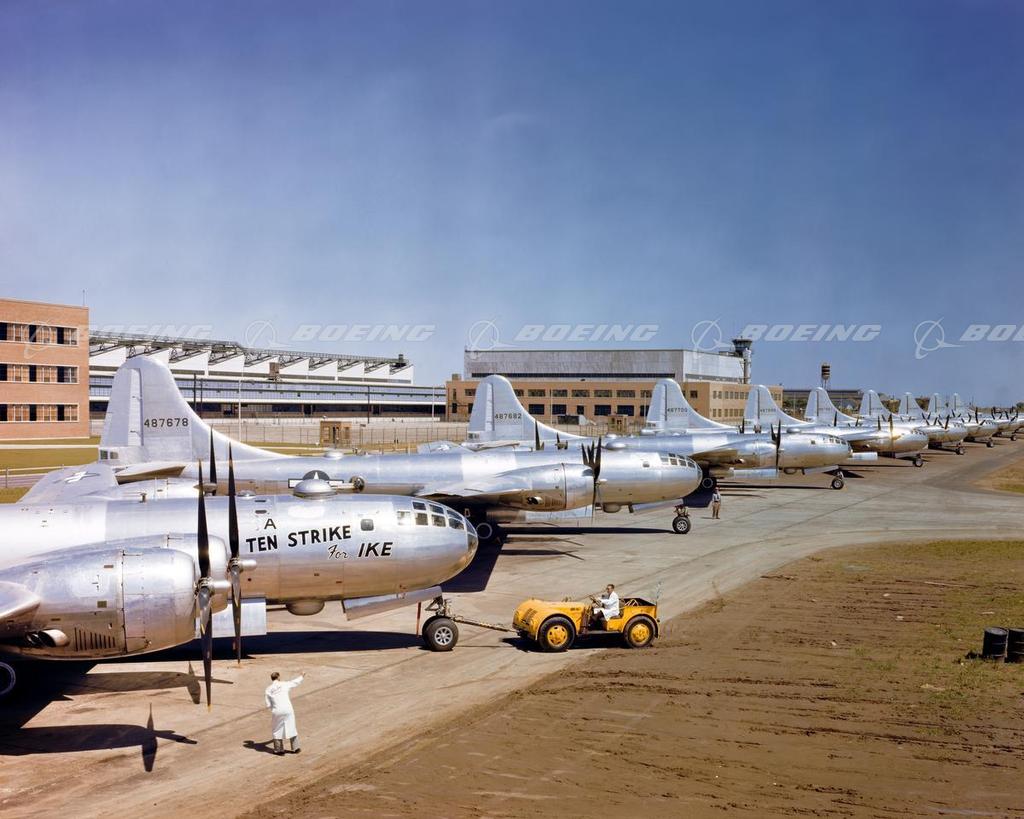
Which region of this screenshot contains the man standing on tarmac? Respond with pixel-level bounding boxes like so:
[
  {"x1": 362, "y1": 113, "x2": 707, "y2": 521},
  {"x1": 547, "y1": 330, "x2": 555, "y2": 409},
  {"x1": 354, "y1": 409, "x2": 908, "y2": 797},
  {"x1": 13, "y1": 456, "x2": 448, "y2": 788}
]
[
  {"x1": 265, "y1": 670, "x2": 305, "y2": 755},
  {"x1": 711, "y1": 487, "x2": 722, "y2": 519},
  {"x1": 590, "y1": 584, "x2": 620, "y2": 629}
]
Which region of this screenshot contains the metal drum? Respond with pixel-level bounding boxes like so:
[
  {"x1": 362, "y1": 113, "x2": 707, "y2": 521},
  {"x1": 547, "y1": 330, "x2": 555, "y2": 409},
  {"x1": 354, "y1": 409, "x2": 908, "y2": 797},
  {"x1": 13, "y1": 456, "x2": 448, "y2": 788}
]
[{"x1": 981, "y1": 627, "x2": 1008, "y2": 660}]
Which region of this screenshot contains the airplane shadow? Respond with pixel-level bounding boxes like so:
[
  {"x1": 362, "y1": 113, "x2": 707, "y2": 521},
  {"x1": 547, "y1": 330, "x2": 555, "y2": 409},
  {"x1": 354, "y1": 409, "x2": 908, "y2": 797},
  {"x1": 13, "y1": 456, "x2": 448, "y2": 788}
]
[{"x1": 0, "y1": 698, "x2": 195, "y2": 772}]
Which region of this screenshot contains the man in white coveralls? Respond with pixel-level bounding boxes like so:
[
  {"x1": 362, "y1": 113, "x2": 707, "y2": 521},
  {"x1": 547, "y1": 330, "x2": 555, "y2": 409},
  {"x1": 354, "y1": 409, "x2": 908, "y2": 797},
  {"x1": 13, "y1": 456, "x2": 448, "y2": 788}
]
[
  {"x1": 590, "y1": 584, "x2": 620, "y2": 629},
  {"x1": 265, "y1": 670, "x2": 305, "y2": 755}
]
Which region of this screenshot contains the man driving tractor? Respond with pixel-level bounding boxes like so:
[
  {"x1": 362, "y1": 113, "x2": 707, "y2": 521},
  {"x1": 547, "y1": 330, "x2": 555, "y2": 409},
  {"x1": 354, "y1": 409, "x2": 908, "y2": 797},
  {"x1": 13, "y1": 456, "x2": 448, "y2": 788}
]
[{"x1": 590, "y1": 584, "x2": 620, "y2": 629}]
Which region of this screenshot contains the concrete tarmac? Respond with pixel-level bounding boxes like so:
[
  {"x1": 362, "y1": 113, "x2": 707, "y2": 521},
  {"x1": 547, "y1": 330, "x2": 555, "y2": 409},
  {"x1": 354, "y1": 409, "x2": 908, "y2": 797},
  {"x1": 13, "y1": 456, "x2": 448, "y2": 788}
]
[{"x1": 1, "y1": 442, "x2": 1022, "y2": 817}]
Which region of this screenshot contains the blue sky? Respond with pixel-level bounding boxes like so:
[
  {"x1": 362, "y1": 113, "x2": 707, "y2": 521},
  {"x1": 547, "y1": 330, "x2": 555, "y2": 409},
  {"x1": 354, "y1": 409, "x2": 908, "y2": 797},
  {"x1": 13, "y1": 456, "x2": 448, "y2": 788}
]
[{"x1": 1, "y1": 1, "x2": 1022, "y2": 401}]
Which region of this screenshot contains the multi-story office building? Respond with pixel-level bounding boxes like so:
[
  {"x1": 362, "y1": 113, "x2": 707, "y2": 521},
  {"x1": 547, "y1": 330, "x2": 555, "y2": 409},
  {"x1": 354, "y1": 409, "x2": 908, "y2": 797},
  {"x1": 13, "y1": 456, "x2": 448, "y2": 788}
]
[{"x1": 0, "y1": 298, "x2": 89, "y2": 440}]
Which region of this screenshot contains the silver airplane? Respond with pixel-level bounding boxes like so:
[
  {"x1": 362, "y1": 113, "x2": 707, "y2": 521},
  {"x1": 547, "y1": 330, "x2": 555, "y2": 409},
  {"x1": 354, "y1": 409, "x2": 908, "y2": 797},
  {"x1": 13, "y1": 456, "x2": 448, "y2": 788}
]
[
  {"x1": 929, "y1": 393, "x2": 998, "y2": 446},
  {"x1": 98, "y1": 358, "x2": 703, "y2": 545},
  {"x1": 464, "y1": 375, "x2": 854, "y2": 493},
  {"x1": 894, "y1": 392, "x2": 971, "y2": 453},
  {"x1": 0, "y1": 453, "x2": 478, "y2": 702},
  {"x1": 742, "y1": 385, "x2": 929, "y2": 466},
  {"x1": 948, "y1": 393, "x2": 1018, "y2": 441}
]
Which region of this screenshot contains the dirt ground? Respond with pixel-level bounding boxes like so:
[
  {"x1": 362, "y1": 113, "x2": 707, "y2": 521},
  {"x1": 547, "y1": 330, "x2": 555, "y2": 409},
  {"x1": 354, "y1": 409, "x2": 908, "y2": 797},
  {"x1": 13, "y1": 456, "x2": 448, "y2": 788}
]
[
  {"x1": 977, "y1": 458, "x2": 1024, "y2": 494},
  {"x1": 249, "y1": 539, "x2": 1024, "y2": 819}
]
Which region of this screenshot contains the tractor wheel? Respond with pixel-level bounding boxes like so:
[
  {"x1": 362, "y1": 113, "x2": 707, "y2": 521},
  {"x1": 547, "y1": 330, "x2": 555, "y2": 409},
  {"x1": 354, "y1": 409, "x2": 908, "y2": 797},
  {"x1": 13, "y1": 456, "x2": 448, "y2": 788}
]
[
  {"x1": 537, "y1": 616, "x2": 575, "y2": 653},
  {"x1": 422, "y1": 616, "x2": 459, "y2": 652},
  {"x1": 672, "y1": 515, "x2": 691, "y2": 534},
  {"x1": 623, "y1": 616, "x2": 657, "y2": 649}
]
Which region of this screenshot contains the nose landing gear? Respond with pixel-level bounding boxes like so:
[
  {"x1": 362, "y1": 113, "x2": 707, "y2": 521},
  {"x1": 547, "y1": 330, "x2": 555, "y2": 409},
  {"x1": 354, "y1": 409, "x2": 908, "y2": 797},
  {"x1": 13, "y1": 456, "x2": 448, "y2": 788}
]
[
  {"x1": 830, "y1": 470, "x2": 845, "y2": 490},
  {"x1": 671, "y1": 504, "x2": 691, "y2": 534}
]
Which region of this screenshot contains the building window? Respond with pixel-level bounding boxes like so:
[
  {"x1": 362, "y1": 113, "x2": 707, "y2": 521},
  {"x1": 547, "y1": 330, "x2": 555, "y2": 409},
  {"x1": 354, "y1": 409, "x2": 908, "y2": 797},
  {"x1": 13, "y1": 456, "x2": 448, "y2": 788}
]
[
  {"x1": 514, "y1": 389, "x2": 524, "y2": 397},
  {"x1": 617, "y1": 405, "x2": 635, "y2": 416},
  {"x1": 616, "y1": 389, "x2": 635, "y2": 398},
  {"x1": 571, "y1": 389, "x2": 590, "y2": 398},
  {"x1": 575, "y1": 405, "x2": 585, "y2": 415},
  {"x1": 6, "y1": 364, "x2": 29, "y2": 382},
  {"x1": 8, "y1": 404, "x2": 30, "y2": 422},
  {"x1": 594, "y1": 389, "x2": 612, "y2": 398},
  {"x1": 528, "y1": 404, "x2": 545, "y2": 415},
  {"x1": 551, "y1": 403, "x2": 566, "y2": 415},
  {"x1": 38, "y1": 365, "x2": 58, "y2": 384},
  {"x1": 464, "y1": 389, "x2": 475, "y2": 397},
  {"x1": 58, "y1": 366, "x2": 78, "y2": 383},
  {"x1": 527, "y1": 389, "x2": 546, "y2": 397},
  {"x1": 593, "y1": 404, "x2": 612, "y2": 416},
  {"x1": 689, "y1": 391, "x2": 698, "y2": 399},
  {"x1": 640, "y1": 390, "x2": 652, "y2": 398},
  {"x1": 552, "y1": 389, "x2": 568, "y2": 397}
]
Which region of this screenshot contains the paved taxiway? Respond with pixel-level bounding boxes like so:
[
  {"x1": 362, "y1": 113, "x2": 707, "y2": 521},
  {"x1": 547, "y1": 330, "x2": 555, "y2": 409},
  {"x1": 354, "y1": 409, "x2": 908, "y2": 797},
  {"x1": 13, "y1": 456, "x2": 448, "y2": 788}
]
[{"x1": 1, "y1": 443, "x2": 1023, "y2": 817}]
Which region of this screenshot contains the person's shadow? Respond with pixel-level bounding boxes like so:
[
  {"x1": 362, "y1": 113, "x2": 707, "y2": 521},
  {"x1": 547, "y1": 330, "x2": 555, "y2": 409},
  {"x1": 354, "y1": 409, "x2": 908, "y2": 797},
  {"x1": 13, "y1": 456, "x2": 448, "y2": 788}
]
[{"x1": 242, "y1": 739, "x2": 281, "y2": 755}]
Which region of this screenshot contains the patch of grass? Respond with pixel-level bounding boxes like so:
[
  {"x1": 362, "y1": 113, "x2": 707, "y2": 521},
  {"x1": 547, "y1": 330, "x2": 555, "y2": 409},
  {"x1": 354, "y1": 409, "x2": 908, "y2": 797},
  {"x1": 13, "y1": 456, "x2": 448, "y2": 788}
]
[
  {"x1": 0, "y1": 446, "x2": 98, "y2": 470},
  {"x1": 977, "y1": 458, "x2": 1024, "y2": 494},
  {"x1": 0, "y1": 487, "x2": 30, "y2": 504},
  {"x1": 0, "y1": 436, "x2": 100, "y2": 446}
]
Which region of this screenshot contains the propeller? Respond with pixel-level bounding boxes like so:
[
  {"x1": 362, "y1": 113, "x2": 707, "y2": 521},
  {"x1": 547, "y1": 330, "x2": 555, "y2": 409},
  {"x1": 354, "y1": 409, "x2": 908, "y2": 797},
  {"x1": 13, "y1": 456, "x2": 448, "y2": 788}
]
[
  {"x1": 740, "y1": 417, "x2": 746, "y2": 434},
  {"x1": 208, "y1": 429, "x2": 218, "y2": 495},
  {"x1": 581, "y1": 437, "x2": 603, "y2": 519},
  {"x1": 195, "y1": 461, "x2": 214, "y2": 710},
  {"x1": 770, "y1": 422, "x2": 782, "y2": 471},
  {"x1": 534, "y1": 421, "x2": 544, "y2": 451},
  {"x1": 833, "y1": 411, "x2": 838, "y2": 427},
  {"x1": 227, "y1": 444, "x2": 243, "y2": 664}
]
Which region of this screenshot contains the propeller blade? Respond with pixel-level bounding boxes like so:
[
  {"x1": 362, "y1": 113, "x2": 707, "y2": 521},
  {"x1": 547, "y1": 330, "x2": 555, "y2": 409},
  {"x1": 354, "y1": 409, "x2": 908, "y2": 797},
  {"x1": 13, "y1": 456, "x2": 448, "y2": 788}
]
[
  {"x1": 534, "y1": 420, "x2": 543, "y2": 451},
  {"x1": 208, "y1": 429, "x2": 217, "y2": 495},
  {"x1": 198, "y1": 585, "x2": 213, "y2": 710},
  {"x1": 195, "y1": 461, "x2": 213, "y2": 709},
  {"x1": 833, "y1": 411, "x2": 838, "y2": 427},
  {"x1": 197, "y1": 462, "x2": 211, "y2": 580},
  {"x1": 591, "y1": 437, "x2": 603, "y2": 521},
  {"x1": 227, "y1": 444, "x2": 242, "y2": 664}
]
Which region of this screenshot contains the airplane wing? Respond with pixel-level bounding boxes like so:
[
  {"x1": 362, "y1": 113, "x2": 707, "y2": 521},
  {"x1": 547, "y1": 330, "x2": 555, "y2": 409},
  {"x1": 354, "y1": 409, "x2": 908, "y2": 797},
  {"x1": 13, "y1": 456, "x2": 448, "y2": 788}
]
[
  {"x1": 113, "y1": 461, "x2": 188, "y2": 483},
  {"x1": 19, "y1": 464, "x2": 123, "y2": 505},
  {"x1": 0, "y1": 581, "x2": 41, "y2": 639},
  {"x1": 416, "y1": 441, "x2": 471, "y2": 454},
  {"x1": 414, "y1": 473, "x2": 536, "y2": 505},
  {"x1": 690, "y1": 446, "x2": 742, "y2": 466}
]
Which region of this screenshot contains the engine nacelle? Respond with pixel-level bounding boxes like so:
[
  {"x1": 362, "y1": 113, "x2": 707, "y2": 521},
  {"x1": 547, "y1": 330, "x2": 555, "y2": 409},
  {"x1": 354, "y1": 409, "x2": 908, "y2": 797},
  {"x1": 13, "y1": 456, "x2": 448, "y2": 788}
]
[
  {"x1": 2, "y1": 538, "x2": 222, "y2": 660},
  {"x1": 496, "y1": 464, "x2": 594, "y2": 511}
]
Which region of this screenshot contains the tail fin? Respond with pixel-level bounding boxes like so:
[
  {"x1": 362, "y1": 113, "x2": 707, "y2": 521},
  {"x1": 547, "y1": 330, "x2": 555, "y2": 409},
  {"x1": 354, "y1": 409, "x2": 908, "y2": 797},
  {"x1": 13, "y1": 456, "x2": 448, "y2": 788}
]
[
  {"x1": 743, "y1": 384, "x2": 805, "y2": 429},
  {"x1": 858, "y1": 389, "x2": 889, "y2": 418},
  {"x1": 805, "y1": 388, "x2": 857, "y2": 425},
  {"x1": 646, "y1": 379, "x2": 732, "y2": 432},
  {"x1": 898, "y1": 392, "x2": 926, "y2": 419},
  {"x1": 466, "y1": 375, "x2": 584, "y2": 446},
  {"x1": 949, "y1": 393, "x2": 965, "y2": 414},
  {"x1": 100, "y1": 357, "x2": 276, "y2": 464}
]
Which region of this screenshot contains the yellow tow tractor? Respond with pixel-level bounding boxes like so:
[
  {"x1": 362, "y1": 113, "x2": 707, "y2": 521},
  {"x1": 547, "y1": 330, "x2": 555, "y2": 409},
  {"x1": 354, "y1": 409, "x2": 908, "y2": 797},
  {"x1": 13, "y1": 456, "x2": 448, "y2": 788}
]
[{"x1": 512, "y1": 595, "x2": 659, "y2": 652}]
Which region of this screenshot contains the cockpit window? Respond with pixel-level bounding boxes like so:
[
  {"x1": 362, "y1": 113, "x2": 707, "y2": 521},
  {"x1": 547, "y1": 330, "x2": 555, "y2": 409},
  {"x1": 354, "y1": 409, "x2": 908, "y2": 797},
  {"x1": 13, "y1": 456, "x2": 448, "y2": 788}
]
[
  {"x1": 361, "y1": 518, "x2": 374, "y2": 531},
  {"x1": 432, "y1": 514, "x2": 446, "y2": 527},
  {"x1": 412, "y1": 501, "x2": 426, "y2": 511},
  {"x1": 447, "y1": 512, "x2": 465, "y2": 530},
  {"x1": 397, "y1": 511, "x2": 412, "y2": 526},
  {"x1": 415, "y1": 512, "x2": 429, "y2": 526},
  {"x1": 429, "y1": 503, "x2": 445, "y2": 514}
]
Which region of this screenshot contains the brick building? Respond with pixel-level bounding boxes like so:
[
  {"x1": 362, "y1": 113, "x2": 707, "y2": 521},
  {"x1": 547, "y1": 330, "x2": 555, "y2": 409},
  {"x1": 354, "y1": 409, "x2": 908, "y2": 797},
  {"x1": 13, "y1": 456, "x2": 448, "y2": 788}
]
[{"x1": 0, "y1": 298, "x2": 89, "y2": 439}]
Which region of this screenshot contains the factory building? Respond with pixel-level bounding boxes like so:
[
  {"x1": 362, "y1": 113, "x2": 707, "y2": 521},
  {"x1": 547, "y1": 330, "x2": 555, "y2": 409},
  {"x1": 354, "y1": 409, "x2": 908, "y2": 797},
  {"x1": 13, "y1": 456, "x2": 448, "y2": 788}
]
[
  {"x1": 88, "y1": 332, "x2": 444, "y2": 420},
  {"x1": 447, "y1": 342, "x2": 778, "y2": 426},
  {"x1": 0, "y1": 298, "x2": 90, "y2": 440}
]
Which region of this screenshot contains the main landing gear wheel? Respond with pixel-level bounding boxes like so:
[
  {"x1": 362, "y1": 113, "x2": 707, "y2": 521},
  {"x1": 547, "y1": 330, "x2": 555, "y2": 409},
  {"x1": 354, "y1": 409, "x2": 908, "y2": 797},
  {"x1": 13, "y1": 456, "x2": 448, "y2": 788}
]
[
  {"x1": 672, "y1": 515, "x2": 692, "y2": 534},
  {"x1": 987, "y1": 440, "x2": 995, "y2": 448},
  {"x1": 422, "y1": 616, "x2": 459, "y2": 652},
  {"x1": 623, "y1": 615, "x2": 657, "y2": 649},
  {"x1": 913, "y1": 456, "x2": 924, "y2": 468},
  {"x1": 830, "y1": 475, "x2": 845, "y2": 490},
  {"x1": 1012, "y1": 434, "x2": 1018, "y2": 442},
  {"x1": 538, "y1": 616, "x2": 575, "y2": 652},
  {"x1": 0, "y1": 662, "x2": 15, "y2": 698},
  {"x1": 956, "y1": 444, "x2": 965, "y2": 455},
  {"x1": 474, "y1": 521, "x2": 506, "y2": 546}
]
